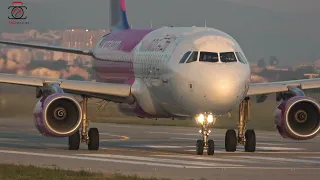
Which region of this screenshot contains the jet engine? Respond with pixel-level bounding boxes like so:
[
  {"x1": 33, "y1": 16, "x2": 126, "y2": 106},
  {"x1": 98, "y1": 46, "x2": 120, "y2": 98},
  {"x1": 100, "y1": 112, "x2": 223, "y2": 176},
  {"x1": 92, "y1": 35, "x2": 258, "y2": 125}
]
[
  {"x1": 274, "y1": 96, "x2": 320, "y2": 140},
  {"x1": 33, "y1": 93, "x2": 82, "y2": 137}
]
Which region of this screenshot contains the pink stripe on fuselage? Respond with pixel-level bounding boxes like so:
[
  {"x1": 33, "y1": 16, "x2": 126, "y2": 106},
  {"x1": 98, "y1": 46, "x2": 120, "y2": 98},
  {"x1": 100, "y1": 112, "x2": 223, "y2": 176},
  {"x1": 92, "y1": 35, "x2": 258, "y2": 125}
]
[
  {"x1": 121, "y1": 0, "x2": 126, "y2": 11},
  {"x1": 93, "y1": 28, "x2": 155, "y2": 85}
]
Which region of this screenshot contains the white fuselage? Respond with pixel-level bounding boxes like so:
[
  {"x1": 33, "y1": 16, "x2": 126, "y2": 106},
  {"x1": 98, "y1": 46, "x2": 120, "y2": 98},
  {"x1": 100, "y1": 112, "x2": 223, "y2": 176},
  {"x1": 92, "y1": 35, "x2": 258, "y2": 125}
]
[{"x1": 94, "y1": 27, "x2": 251, "y2": 117}]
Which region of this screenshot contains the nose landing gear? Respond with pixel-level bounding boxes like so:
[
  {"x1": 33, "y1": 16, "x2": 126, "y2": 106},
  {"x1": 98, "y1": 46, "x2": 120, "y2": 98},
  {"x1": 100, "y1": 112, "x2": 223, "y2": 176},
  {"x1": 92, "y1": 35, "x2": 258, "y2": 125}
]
[{"x1": 195, "y1": 113, "x2": 216, "y2": 155}]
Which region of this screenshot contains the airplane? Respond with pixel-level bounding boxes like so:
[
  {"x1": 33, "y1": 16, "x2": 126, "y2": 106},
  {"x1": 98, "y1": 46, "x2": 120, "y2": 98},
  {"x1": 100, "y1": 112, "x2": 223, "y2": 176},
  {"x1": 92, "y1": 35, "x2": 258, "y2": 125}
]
[{"x1": 0, "y1": 0, "x2": 319, "y2": 155}]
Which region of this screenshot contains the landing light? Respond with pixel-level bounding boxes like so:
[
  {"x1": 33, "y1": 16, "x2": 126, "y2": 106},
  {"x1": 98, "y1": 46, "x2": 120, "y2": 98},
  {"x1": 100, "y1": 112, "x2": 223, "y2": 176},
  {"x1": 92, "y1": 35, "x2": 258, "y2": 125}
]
[
  {"x1": 197, "y1": 114, "x2": 205, "y2": 124},
  {"x1": 207, "y1": 114, "x2": 214, "y2": 123}
]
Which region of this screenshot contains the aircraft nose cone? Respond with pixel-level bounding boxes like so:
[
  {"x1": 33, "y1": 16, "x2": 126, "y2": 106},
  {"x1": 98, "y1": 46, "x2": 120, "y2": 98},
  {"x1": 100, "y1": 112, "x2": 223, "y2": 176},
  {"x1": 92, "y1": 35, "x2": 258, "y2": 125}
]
[
  {"x1": 183, "y1": 63, "x2": 249, "y2": 114},
  {"x1": 216, "y1": 75, "x2": 240, "y2": 98},
  {"x1": 205, "y1": 68, "x2": 245, "y2": 111}
]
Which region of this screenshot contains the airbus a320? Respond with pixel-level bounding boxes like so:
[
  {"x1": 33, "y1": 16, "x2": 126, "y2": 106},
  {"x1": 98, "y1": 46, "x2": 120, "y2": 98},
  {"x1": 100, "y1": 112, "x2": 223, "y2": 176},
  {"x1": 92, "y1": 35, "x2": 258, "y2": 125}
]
[{"x1": 0, "y1": 0, "x2": 319, "y2": 155}]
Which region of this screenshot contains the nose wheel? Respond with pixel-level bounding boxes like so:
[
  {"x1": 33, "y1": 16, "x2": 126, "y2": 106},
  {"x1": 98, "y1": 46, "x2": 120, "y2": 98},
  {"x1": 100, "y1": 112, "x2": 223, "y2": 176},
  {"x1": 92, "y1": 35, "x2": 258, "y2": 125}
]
[
  {"x1": 195, "y1": 113, "x2": 215, "y2": 155},
  {"x1": 196, "y1": 140, "x2": 204, "y2": 155}
]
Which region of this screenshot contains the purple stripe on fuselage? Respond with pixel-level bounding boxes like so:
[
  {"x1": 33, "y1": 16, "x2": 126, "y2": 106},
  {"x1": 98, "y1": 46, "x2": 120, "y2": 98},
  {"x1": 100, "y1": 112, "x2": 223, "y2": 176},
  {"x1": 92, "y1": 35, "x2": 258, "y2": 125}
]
[{"x1": 93, "y1": 28, "x2": 155, "y2": 84}]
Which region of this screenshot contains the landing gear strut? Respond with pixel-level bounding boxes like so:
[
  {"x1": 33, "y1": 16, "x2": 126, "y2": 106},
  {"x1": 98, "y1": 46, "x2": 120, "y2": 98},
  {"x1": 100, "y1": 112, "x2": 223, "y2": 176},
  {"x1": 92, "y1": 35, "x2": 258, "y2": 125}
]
[
  {"x1": 195, "y1": 113, "x2": 216, "y2": 155},
  {"x1": 225, "y1": 97, "x2": 256, "y2": 152},
  {"x1": 68, "y1": 96, "x2": 100, "y2": 150}
]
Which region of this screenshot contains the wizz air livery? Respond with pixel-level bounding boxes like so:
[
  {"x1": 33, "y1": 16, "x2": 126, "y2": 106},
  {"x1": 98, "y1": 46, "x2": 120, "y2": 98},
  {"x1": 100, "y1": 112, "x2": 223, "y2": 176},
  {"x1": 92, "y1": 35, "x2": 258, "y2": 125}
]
[{"x1": 0, "y1": 0, "x2": 319, "y2": 155}]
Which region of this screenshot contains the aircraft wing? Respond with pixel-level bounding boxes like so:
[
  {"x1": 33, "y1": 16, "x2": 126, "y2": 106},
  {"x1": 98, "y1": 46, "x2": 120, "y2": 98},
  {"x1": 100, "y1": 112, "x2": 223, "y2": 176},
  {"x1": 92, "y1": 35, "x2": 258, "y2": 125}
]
[
  {"x1": 0, "y1": 73, "x2": 132, "y2": 102},
  {"x1": 0, "y1": 40, "x2": 93, "y2": 56},
  {"x1": 0, "y1": 40, "x2": 134, "y2": 102},
  {"x1": 248, "y1": 78, "x2": 320, "y2": 96}
]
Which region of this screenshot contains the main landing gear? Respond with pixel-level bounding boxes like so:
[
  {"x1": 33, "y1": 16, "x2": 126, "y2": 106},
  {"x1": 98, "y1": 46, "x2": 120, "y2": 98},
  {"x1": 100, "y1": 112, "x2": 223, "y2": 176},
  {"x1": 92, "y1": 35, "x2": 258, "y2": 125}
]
[
  {"x1": 68, "y1": 96, "x2": 100, "y2": 151},
  {"x1": 195, "y1": 113, "x2": 216, "y2": 155},
  {"x1": 225, "y1": 97, "x2": 256, "y2": 152}
]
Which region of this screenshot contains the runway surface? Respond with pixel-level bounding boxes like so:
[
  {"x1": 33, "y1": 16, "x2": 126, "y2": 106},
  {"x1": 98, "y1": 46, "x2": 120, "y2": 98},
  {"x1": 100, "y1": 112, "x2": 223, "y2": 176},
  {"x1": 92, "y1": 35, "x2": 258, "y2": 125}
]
[{"x1": 0, "y1": 117, "x2": 319, "y2": 180}]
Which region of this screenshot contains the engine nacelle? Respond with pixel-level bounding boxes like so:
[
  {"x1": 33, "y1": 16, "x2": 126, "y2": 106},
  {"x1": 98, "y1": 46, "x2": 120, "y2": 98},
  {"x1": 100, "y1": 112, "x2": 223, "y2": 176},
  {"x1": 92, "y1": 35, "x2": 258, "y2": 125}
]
[
  {"x1": 33, "y1": 93, "x2": 82, "y2": 137},
  {"x1": 274, "y1": 96, "x2": 320, "y2": 140}
]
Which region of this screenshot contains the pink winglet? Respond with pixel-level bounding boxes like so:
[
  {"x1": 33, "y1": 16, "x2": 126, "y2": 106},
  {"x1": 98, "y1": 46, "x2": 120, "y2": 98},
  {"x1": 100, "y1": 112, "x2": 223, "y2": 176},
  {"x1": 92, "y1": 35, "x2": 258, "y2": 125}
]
[{"x1": 120, "y1": 0, "x2": 126, "y2": 11}]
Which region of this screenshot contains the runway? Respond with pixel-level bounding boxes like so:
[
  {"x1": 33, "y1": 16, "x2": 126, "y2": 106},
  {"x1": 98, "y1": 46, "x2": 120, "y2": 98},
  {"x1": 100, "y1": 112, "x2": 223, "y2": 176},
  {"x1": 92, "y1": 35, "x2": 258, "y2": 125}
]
[{"x1": 0, "y1": 117, "x2": 319, "y2": 180}]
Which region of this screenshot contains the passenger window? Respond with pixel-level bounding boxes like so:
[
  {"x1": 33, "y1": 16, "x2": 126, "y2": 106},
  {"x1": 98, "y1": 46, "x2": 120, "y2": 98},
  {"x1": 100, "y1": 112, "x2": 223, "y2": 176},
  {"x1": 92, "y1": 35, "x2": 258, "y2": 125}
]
[
  {"x1": 199, "y1": 52, "x2": 219, "y2": 62},
  {"x1": 220, "y1": 52, "x2": 237, "y2": 63},
  {"x1": 185, "y1": 51, "x2": 198, "y2": 63},
  {"x1": 179, "y1": 51, "x2": 191, "y2": 63},
  {"x1": 235, "y1": 52, "x2": 248, "y2": 64}
]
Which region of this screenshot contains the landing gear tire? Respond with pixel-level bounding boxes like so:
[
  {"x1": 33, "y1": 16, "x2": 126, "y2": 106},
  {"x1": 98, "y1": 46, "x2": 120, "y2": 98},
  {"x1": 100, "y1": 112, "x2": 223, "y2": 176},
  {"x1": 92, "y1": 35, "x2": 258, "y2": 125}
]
[
  {"x1": 196, "y1": 140, "x2": 204, "y2": 155},
  {"x1": 88, "y1": 128, "x2": 99, "y2": 150},
  {"x1": 68, "y1": 130, "x2": 80, "y2": 150},
  {"x1": 244, "y1": 129, "x2": 256, "y2": 152},
  {"x1": 225, "y1": 129, "x2": 237, "y2": 152},
  {"x1": 207, "y1": 139, "x2": 215, "y2": 155}
]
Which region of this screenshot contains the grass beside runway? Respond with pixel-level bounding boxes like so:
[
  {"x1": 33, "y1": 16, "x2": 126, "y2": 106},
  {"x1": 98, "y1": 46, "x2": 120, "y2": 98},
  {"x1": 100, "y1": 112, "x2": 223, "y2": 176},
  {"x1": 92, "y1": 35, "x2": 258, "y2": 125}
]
[{"x1": 0, "y1": 164, "x2": 171, "y2": 180}]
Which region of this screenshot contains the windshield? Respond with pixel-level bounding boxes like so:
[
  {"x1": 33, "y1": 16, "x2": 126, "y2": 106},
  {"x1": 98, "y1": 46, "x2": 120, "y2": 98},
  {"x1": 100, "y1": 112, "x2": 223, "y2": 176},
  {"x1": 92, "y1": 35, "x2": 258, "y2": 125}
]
[
  {"x1": 185, "y1": 51, "x2": 198, "y2": 63},
  {"x1": 199, "y1": 52, "x2": 219, "y2": 63},
  {"x1": 179, "y1": 51, "x2": 191, "y2": 63},
  {"x1": 235, "y1": 52, "x2": 248, "y2": 64},
  {"x1": 220, "y1": 52, "x2": 237, "y2": 63}
]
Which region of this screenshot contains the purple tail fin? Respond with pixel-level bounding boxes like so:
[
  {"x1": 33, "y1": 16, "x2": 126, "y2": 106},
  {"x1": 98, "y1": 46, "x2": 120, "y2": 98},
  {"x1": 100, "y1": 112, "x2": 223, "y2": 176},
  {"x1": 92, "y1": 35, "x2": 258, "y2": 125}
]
[{"x1": 110, "y1": 0, "x2": 130, "y2": 30}]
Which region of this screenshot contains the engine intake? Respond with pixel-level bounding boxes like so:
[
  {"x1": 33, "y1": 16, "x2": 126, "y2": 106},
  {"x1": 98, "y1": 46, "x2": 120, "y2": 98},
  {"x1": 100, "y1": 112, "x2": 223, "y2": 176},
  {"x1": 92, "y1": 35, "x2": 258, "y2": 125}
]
[
  {"x1": 275, "y1": 96, "x2": 320, "y2": 140},
  {"x1": 34, "y1": 93, "x2": 82, "y2": 137}
]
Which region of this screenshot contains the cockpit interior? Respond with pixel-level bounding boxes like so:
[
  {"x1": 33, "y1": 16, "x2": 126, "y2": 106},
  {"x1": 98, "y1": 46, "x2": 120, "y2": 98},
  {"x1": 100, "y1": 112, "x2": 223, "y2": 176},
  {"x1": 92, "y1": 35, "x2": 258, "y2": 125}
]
[{"x1": 179, "y1": 51, "x2": 248, "y2": 64}]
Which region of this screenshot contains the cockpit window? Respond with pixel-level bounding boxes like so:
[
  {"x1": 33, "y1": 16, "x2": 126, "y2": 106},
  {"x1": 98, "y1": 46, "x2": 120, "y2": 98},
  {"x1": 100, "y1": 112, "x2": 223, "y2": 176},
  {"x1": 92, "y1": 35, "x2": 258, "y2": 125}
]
[
  {"x1": 220, "y1": 52, "x2": 237, "y2": 63},
  {"x1": 179, "y1": 51, "x2": 191, "y2": 63},
  {"x1": 185, "y1": 51, "x2": 198, "y2": 63},
  {"x1": 235, "y1": 52, "x2": 248, "y2": 64},
  {"x1": 199, "y1": 52, "x2": 219, "y2": 63}
]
